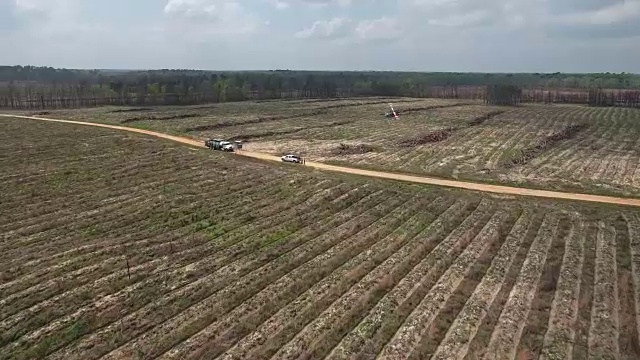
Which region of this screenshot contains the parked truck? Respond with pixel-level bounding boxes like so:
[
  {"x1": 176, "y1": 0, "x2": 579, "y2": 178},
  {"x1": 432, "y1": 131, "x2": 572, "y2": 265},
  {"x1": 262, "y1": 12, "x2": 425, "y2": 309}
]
[{"x1": 205, "y1": 138, "x2": 234, "y2": 152}]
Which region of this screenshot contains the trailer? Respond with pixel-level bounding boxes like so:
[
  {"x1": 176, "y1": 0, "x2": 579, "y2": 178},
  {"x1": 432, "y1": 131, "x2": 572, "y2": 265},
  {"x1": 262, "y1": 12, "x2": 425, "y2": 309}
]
[{"x1": 205, "y1": 138, "x2": 234, "y2": 152}]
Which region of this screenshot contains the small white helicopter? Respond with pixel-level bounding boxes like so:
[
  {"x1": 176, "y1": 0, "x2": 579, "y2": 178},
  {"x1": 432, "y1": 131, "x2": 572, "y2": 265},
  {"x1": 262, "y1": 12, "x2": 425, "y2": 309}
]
[{"x1": 384, "y1": 103, "x2": 400, "y2": 120}]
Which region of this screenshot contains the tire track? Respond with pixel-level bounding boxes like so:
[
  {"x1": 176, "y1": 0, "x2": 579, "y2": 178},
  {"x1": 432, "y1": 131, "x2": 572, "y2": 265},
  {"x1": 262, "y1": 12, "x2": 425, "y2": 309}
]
[
  {"x1": 540, "y1": 216, "x2": 585, "y2": 360},
  {"x1": 431, "y1": 211, "x2": 532, "y2": 360},
  {"x1": 516, "y1": 212, "x2": 571, "y2": 359},
  {"x1": 178, "y1": 195, "x2": 432, "y2": 360},
  {"x1": 46, "y1": 191, "x2": 397, "y2": 360},
  {"x1": 572, "y1": 223, "x2": 598, "y2": 360},
  {"x1": 462, "y1": 213, "x2": 545, "y2": 360},
  {"x1": 223, "y1": 198, "x2": 456, "y2": 360},
  {"x1": 1, "y1": 180, "x2": 344, "y2": 359},
  {"x1": 587, "y1": 222, "x2": 620, "y2": 360},
  {"x1": 378, "y1": 210, "x2": 511, "y2": 359},
  {"x1": 334, "y1": 199, "x2": 493, "y2": 359},
  {"x1": 481, "y1": 213, "x2": 559, "y2": 360},
  {"x1": 624, "y1": 213, "x2": 640, "y2": 360},
  {"x1": 612, "y1": 215, "x2": 640, "y2": 359}
]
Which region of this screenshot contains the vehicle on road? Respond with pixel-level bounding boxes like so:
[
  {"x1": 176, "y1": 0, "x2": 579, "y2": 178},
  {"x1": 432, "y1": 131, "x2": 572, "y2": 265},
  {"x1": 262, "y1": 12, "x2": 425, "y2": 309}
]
[
  {"x1": 205, "y1": 138, "x2": 234, "y2": 152},
  {"x1": 281, "y1": 154, "x2": 303, "y2": 164}
]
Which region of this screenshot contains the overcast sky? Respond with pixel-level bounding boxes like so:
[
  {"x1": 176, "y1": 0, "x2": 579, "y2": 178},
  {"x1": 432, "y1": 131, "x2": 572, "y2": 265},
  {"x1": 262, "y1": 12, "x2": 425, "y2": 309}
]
[{"x1": 1, "y1": 0, "x2": 639, "y2": 72}]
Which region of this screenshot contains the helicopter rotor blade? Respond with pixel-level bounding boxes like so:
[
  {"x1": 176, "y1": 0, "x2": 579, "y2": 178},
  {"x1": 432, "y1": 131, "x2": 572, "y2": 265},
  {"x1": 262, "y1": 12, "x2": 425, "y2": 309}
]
[{"x1": 389, "y1": 103, "x2": 399, "y2": 119}]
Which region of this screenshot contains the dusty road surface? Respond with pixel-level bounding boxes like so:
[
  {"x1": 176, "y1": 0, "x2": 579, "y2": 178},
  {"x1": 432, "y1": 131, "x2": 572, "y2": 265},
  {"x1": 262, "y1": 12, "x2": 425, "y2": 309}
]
[{"x1": 4, "y1": 113, "x2": 640, "y2": 208}]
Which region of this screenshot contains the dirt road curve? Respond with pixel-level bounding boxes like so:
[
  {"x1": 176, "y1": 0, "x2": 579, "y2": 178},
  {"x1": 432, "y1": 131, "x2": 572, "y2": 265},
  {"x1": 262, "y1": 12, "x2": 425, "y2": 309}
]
[{"x1": 4, "y1": 113, "x2": 640, "y2": 208}]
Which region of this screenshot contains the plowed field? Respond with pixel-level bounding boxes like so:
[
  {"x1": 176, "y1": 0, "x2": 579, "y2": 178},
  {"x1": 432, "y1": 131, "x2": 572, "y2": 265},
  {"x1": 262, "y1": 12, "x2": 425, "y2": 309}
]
[
  {"x1": 2, "y1": 117, "x2": 640, "y2": 360},
  {"x1": 17, "y1": 98, "x2": 640, "y2": 197}
]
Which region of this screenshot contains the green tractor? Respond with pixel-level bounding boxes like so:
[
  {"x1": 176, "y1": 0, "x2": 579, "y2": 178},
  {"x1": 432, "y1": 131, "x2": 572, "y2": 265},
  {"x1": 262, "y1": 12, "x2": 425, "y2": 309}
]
[{"x1": 205, "y1": 138, "x2": 234, "y2": 152}]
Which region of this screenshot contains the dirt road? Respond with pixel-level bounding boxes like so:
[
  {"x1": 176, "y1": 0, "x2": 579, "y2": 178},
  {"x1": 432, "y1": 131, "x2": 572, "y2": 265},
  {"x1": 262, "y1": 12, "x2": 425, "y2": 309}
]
[{"x1": 4, "y1": 113, "x2": 640, "y2": 208}]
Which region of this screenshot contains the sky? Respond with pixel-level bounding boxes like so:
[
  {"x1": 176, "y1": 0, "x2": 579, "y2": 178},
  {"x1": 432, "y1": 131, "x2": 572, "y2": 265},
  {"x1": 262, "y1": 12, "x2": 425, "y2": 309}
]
[{"x1": 1, "y1": 0, "x2": 639, "y2": 73}]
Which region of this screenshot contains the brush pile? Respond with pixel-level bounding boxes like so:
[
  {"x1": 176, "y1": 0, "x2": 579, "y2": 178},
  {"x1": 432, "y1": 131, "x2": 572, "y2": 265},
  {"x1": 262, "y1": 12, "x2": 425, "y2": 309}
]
[
  {"x1": 121, "y1": 113, "x2": 198, "y2": 123},
  {"x1": 400, "y1": 128, "x2": 456, "y2": 147},
  {"x1": 468, "y1": 110, "x2": 505, "y2": 126},
  {"x1": 506, "y1": 123, "x2": 588, "y2": 166},
  {"x1": 332, "y1": 143, "x2": 376, "y2": 155}
]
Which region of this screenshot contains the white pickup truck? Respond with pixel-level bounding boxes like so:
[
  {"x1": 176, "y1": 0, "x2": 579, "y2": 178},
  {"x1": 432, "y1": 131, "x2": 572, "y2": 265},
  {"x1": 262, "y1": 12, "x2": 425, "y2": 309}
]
[{"x1": 281, "y1": 154, "x2": 303, "y2": 164}]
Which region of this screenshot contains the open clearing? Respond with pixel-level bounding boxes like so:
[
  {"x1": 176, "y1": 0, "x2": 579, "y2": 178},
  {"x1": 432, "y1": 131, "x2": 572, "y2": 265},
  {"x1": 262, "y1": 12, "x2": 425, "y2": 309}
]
[
  {"x1": 6, "y1": 113, "x2": 640, "y2": 208},
  {"x1": 16, "y1": 97, "x2": 640, "y2": 197},
  {"x1": 3, "y1": 117, "x2": 640, "y2": 359}
]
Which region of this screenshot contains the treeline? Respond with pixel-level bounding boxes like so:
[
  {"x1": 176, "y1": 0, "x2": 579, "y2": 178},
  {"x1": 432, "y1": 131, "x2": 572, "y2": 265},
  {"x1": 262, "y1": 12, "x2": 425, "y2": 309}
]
[
  {"x1": 485, "y1": 85, "x2": 522, "y2": 106},
  {"x1": 0, "y1": 66, "x2": 639, "y2": 109},
  {"x1": 3, "y1": 66, "x2": 639, "y2": 88},
  {"x1": 587, "y1": 88, "x2": 640, "y2": 107}
]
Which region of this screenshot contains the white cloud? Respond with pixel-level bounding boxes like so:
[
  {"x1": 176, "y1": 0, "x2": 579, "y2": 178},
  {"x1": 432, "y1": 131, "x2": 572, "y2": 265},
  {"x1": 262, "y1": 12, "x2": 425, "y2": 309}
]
[
  {"x1": 270, "y1": 0, "x2": 290, "y2": 9},
  {"x1": 404, "y1": 0, "x2": 487, "y2": 25},
  {"x1": 428, "y1": 9, "x2": 491, "y2": 27},
  {"x1": 295, "y1": 17, "x2": 351, "y2": 39},
  {"x1": 10, "y1": 0, "x2": 88, "y2": 38},
  {"x1": 553, "y1": 0, "x2": 640, "y2": 25},
  {"x1": 406, "y1": 0, "x2": 541, "y2": 27},
  {"x1": 1, "y1": 0, "x2": 640, "y2": 71},
  {"x1": 354, "y1": 17, "x2": 401, "y2": 40},
  {"x1": 14, "y1": 0, "x2": 40, "y2": 12},
  {"x1": 268, "y1": 0, "x2": 352, "y2": 8},
  {"x1": 407, "y1": 0, "x2": 640, "y2": 31},
  {"x1": 13, "y1": 0, "x2": 68, "y2": 12},
  {"x1": 164, "y1": 0, "x2": 240, "y2": 20},
  {"x1": 164, "y1": 0, "x2": 216, "y2": 16},
  {"x1": 13, "y1": 0, "x2": 74, "y2": 16},
  {"x1": 163, "y1": 0, "x2": 262, "y2": 36},
  {"x1": 295, "y1": 15, "x2": 402, "y2": 42},
  {"x1": 411, "y1": 0, "x2": 458, "y2": 9}
]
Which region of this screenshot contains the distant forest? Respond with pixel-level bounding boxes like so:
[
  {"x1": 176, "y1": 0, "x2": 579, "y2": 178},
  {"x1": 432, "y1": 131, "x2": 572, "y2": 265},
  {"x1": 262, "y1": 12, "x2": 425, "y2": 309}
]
[{"x1": 1, "y1": 65, "x2": 639, "y2": 109}]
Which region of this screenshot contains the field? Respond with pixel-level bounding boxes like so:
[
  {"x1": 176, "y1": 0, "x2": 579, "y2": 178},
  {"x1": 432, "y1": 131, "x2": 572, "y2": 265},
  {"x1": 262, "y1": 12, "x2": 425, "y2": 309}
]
[
  {"x1": 3, "y1": 116, "x2": 640, "y2": 359},
  {"x1": 17, "y1": 97, "x2": 640, "y2": 198}
]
